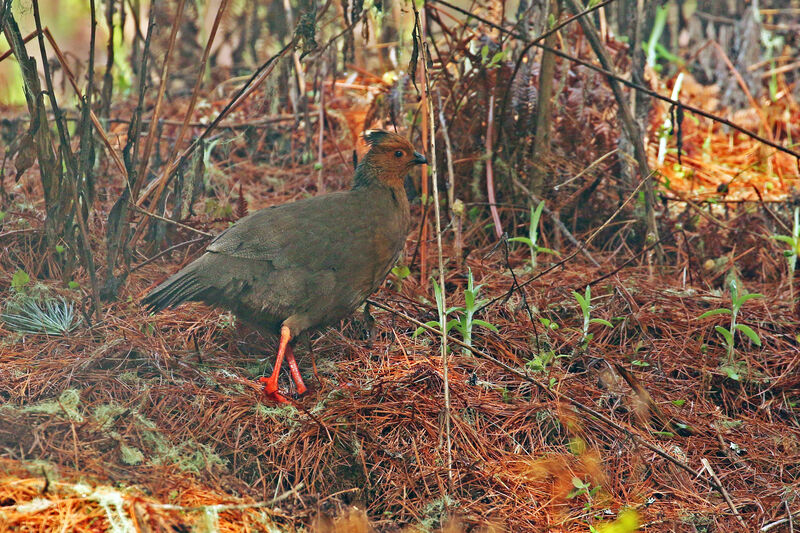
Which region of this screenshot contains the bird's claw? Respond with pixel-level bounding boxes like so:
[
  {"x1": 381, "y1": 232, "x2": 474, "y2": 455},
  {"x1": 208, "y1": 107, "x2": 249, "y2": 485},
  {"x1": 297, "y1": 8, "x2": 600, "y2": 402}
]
[{"x1": 259, "y1": 377, "x2": 290, "y2": 404}]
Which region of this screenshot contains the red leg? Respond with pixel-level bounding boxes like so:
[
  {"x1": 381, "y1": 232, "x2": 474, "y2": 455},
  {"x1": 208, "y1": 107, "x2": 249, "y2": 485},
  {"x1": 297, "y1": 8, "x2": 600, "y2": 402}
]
[
  {"x1": 285, "y1": 345, "x2": 308, "y2": 395},
  {"x1": 259, "y1": 325, "x2": 291, "y2": 403}
]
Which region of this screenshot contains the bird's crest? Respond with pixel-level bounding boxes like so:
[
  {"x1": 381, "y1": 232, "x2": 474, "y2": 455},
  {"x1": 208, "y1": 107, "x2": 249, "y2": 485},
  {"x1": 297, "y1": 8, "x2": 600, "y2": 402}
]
[{"x1": 363, "y1": 130, "x2": 391, "y2": 146}]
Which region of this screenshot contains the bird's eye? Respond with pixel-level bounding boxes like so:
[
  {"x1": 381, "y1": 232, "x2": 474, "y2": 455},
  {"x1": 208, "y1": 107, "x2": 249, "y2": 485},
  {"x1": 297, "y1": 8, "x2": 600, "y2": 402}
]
[{"x1": 394, "y1": 150, "x2": 404, "y2": 158}]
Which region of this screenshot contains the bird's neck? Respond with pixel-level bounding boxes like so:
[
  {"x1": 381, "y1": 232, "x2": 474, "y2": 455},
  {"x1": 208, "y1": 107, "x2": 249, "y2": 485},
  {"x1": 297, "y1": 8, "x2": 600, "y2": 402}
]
[{"x1": 352, "y1": 157, "x2": 405, "y2": 190}]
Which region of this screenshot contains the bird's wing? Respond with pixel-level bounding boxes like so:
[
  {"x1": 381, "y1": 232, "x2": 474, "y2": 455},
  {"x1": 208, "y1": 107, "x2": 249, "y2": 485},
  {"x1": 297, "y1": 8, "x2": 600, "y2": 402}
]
[{"x1": 206, "y1": 191, "x2": 369, "y2": 268}]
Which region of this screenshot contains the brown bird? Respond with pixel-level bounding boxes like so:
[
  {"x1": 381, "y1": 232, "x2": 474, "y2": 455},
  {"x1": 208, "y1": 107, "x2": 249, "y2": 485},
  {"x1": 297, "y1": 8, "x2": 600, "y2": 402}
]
[{"x1": 143, "y1": 130, "x2": 426, "y2": 402}]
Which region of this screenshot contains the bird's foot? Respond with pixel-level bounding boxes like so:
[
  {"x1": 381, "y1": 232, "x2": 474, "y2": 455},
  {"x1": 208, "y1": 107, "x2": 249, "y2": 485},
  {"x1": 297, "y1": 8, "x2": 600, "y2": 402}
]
[{"x1": 259, "y1": 377, "x2": 290, "y2": 404}]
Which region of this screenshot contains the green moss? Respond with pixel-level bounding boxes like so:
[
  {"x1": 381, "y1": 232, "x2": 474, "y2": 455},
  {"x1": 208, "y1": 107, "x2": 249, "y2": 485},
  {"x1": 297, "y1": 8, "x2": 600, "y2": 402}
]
[
  {"x1": 120, "y1": 445, "x2": 144, "y2": 465},
  {"x1": 418, "y1": 495, "x2": 457, "y2": 531},
  {"x1": 93, "y1": 403, "x2": 127, "y2": 430},
  {"x1": 22, "y1": 389, "x2": 84, "y2": 422}
]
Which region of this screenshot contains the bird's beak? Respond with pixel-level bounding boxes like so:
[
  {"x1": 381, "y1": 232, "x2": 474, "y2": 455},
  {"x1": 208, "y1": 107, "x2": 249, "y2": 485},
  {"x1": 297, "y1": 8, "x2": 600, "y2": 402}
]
[{"x1": 412, "y1": 151, "x2": 428, "y2": 165}]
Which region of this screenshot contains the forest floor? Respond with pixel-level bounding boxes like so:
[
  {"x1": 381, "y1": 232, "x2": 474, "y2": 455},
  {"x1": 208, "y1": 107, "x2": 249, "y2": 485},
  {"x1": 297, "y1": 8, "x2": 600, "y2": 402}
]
[{"x1": 1, "y1": 68, "x2": 800, "y2": 532}]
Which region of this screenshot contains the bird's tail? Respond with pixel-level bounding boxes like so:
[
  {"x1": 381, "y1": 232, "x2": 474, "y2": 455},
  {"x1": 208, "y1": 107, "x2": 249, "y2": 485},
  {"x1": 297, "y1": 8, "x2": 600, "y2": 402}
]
[{"x1": 142, "y1": 260, "x2": 206, "y2": 314}]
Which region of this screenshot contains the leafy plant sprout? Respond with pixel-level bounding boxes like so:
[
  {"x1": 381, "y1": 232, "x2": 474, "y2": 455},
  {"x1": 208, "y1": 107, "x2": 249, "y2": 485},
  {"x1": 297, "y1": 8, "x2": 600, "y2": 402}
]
[
  {"x1": 772, "y1": 207, "x2": 799, "y2": 300},
  {"x1": 509, "y1": 202, "x2": 558, "y2": 270},
  {"x1": 698, "y1": 274, "x2": 763, "y2": 365},
  {"x1": 414, "y1": 269, "x2": 498, "y2": 354},
  {"x1": 572, "y1": 285, "x2": 614, "y2": 349}
]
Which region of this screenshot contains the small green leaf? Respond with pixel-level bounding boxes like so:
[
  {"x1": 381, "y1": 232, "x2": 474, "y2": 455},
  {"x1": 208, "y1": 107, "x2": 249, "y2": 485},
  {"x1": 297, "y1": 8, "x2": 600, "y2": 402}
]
[
  {"x1": 11, "y1": 269, "x2": 30, "y2": 291},
  {"x1": 652, "y1": 431, "x2": 675, "y2": 438},
  {"x1": 721, "y1": 364, "x2": 741, "y2": 381},
  {"x1": 464, "y1": 290, "x2": 475, "y2": 310},
  {"x1": 735, "y1": 324, "x2": 761, "y2": 346},
  {"x1": 391, "y1": 265, "x2": 410, "y2": 280},
  {"x1": 698, "y1": 308, "x2": 732, "y2": 319},
  {"x1": 572, "y1": 291, "x2": 589, "y2": 316},
  {"x1": 68, "y1": 281, "x2": 80, "y2": 290},
  {"x1": 534, "y1": 246, "x2": 560, "y2": 256},
  {"x1": 472, "y1": 319, "x2": 499, "y2": 332},
  {"x1": 445, "y1": 318, "x2": 461, "y2": 333},
  {"x1": 772, "y1": 235, "x2": 796, "y2": 245},
  {"x1": 715, "y1": 326, "x2": 734, "y2": 347},
  {"x1": 589, "y1": 318, "x2": 614, "y2": 328},
  {"x1": 671, "y1": 399, "x2": 686, "y2": 407},
  {"x1": 55, "y1": 245, "x2": 65, "y2": 254},
  {"x1": 508, "y1": 236, "x2": 533, "y2": 247},
  {"x1": 735, "y1": 293, "x2": 763, "y2": 307},
  {"x1": 487, "y1": 50, "x2": 505, "y2": 67}
]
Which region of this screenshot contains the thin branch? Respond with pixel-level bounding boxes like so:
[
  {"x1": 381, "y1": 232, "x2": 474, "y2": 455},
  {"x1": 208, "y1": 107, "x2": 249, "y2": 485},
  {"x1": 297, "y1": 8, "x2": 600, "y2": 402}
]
[
  {"x1": 416, "y1": 1, "x2": 454, "y2": 492},
  {"x1": 700, "y1": 458, "x2": 748, "y2": 529},
  {"x1": 129, "y1": 204, "x2": 213, "y2": 237},
  {"x1": 133, "y1": 0, "x2": 188, "y2": 201},
  {"x1": 147, "y1": 0, "x2": 231, "y2": 211},
  {"x1": 485, "y1": 93, "x2": 502, "y2": 239}
]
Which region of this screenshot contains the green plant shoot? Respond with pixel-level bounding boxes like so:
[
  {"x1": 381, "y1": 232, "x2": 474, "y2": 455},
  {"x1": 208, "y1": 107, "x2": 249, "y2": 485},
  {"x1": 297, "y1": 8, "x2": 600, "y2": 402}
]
[
  {"x1": 509, "y1": 202, "x2": 558, "y2": 270},
  {"x1": 772, "y1": 207, "x2": 799, "y2": 300},
  {"x1": 698, "y1": 275, "x2": 763, "y2": 366},
  {"x1": 414, "y1": 269, "x2": 498, "y2": 353},
  {"x1": 572, "y1": 285, "x2": 614, "y2": 347}
]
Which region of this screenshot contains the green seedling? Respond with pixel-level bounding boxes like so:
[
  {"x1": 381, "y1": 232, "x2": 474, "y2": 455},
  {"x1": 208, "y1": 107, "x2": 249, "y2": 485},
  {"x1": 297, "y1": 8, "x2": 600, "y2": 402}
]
[
  {"x1": 572, "y1": 285, "x2": 614, "y2": 348},
  {"x1": 772, "y1": 207, "x2": 799, "y2": 300},
  {"x1": 567, "y1": 476, "x2": 602, "y2": 512},
  {"x1": 509, "y1": 202, "x2": 558, "y2": 270},
  {"x1": 11, "y1": 269, "x2": 30, "y2": 292},
  {"x1": 698, "y1": 275, "x2": 763, "y2": 369},
  {"x1": 414, "y1": 270, "x2": 498, "y2": 353},
  {"x1": 527, "y1": 318, "x2": 569, "y2": 373},
  {"x1": 390, "y1": 264, "x2": 411, "y2": 290}
]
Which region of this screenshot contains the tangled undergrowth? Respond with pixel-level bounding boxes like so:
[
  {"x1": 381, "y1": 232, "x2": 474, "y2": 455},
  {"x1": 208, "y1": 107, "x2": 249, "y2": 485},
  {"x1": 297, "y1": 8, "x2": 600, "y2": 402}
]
[
  {"x1": 1, "y1": 9, "x2": 800, "y2": 531},
  {"x1": 2, "y1": 197, "x2": 799, "y2": 531}
]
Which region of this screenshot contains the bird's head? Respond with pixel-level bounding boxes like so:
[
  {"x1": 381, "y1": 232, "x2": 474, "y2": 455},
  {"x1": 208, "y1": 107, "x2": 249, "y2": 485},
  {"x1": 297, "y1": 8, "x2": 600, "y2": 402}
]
[{"x1": 356, "y1": 130, "x2": 427, "y2": 188}]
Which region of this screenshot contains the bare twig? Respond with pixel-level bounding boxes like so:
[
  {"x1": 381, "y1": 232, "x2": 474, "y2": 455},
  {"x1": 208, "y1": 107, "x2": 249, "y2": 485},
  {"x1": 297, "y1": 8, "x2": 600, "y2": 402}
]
[
  {"x1": 435, "y1": 89, "x2": 456, "y2": 218},
  {"x1": 131, "y1": 237, "x2": 208, "y2": 272},
  {"x1": 133, "y1": 0, "x2": 188, "y2": 202},
  {"x1": 700, "y1": 458, "x2": 748, "y2": 529},
  {"x1": 416, "y1": 3, "x2": 454, "y2": 491},
  {"x1": 129, "y1": 204, "x2": 213, "y2": 238},
  {"x1": 147, "y1": 0, "x2": 230, "y2": 212},
  {"x1": 485, "y1": 94, "x2": 502, "y2": 240}
]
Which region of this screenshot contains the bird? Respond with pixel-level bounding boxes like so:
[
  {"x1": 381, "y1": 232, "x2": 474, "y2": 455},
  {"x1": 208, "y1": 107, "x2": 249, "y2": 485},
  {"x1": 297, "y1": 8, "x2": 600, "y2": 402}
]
[{"x1": 142, "y1": 130, "x2": 427, "y2": 403}]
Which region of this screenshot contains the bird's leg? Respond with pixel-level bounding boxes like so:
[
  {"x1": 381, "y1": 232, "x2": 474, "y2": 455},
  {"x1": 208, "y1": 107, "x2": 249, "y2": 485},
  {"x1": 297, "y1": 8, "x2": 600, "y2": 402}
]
[
  {"x1": 284, "y1": 345, "x2": 308, "y2": 395},
  {"x1": 259, "y1": 325, "x2": 292, "y2": 403}
]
